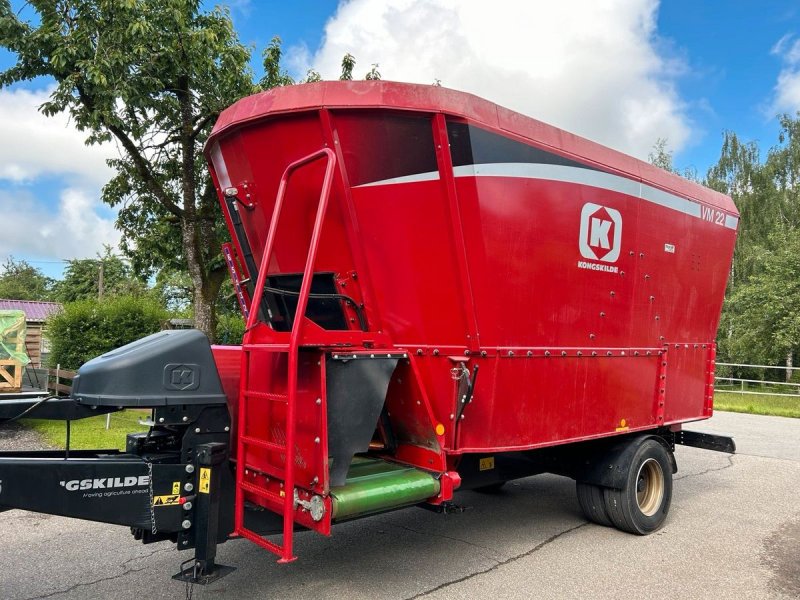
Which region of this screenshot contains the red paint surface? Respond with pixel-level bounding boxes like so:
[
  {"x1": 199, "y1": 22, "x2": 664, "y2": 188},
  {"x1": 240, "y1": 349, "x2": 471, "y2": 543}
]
[{"x1": 206, "y1": 81, "x2": 737, "y2": 544}]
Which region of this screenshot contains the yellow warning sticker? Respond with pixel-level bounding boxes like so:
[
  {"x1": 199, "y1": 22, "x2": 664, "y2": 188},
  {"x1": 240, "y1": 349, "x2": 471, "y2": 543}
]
[
  {"x1": 171, "y1": 481, "x2": 180, "y2": 495},
  {"x1": 479, "y1": 456, "x2": 495, "y2": 471},
  {"x1": 199, "y1": 467, "x2": 211, "y2": 494},
  {"x1": 153, "y1": 495, "x2": 180, "y2": 507}
]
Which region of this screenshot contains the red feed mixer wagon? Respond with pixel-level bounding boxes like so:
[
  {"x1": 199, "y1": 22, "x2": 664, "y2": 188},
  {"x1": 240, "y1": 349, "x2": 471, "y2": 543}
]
[{"x1": 0, "y1": 81, "x2": 737, "y2": 584}]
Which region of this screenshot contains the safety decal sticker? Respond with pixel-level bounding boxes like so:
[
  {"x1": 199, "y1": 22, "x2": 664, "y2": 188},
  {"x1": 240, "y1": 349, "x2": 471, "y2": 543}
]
[
  {"x1": 199, "y1": 467, "x2": 211, "y2": 494},
  {"x1": 153, "y1": 495, "x2": 180, "y2": 507}
]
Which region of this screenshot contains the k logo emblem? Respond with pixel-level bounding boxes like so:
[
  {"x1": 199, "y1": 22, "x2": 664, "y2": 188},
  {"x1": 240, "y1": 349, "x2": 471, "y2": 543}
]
[
  {"x1": 163, "y1": 364, "x2": 200, "y2": 391},
  {"x1": 579, "y1": 203, "x2": 623, "y2": 263}
]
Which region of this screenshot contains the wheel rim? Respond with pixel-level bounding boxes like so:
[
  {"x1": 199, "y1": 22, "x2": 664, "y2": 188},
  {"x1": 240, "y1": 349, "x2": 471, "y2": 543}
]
[{"x1": 635, "y1": 458, "x2": 664, "y2": 517}]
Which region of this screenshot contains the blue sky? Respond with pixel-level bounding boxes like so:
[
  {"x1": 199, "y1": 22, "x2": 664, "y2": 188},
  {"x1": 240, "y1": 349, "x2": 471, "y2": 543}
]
[{"x1": 1, "y1": 0, "x2": 799, "y2": 279}]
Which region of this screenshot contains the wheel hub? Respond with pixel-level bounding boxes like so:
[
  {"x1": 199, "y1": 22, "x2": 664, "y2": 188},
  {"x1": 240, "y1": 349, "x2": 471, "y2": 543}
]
[{"x1": 635, "y1": 458, "x2": 665, "y2": 517}]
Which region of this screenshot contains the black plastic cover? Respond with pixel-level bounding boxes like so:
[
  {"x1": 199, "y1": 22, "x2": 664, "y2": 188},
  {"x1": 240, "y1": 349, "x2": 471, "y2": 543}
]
[
  {"x1": 326, "y1": 356, "x2": 399, "y2": 486},
  {"x1": 71, "y1": 330, "x2": 227, "y2": 407}
]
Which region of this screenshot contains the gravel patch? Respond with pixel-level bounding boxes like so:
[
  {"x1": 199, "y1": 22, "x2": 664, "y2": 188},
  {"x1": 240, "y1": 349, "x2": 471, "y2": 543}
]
[{"x1": 0, "y1": 422, "x2": 55, "y2": 451}]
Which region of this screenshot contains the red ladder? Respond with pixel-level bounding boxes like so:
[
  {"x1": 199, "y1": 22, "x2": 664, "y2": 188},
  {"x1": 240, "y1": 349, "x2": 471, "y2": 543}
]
[{"x1": 235, "y1": 148, "x2": 337, "y2": 563}]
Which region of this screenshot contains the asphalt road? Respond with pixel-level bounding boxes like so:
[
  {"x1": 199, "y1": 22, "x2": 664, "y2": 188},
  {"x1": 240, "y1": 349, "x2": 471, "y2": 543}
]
[{"x1": 0, "y1": 410, "x2": 797, "y2": 600}]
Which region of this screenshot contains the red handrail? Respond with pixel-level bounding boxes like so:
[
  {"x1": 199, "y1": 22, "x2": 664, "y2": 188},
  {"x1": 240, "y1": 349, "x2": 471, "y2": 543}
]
[
  {"x1": 239, "y1": 147, "x2": 337, "y2": 562},
  {"x1": 245, "y1": 147, "x2": 337, "y2": 332}
]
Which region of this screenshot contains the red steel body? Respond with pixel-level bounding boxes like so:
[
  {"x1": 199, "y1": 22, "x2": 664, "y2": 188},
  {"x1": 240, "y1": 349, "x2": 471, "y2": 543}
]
[{"x1": 205, "y1": 81, "x2": 737, "y2": 554}]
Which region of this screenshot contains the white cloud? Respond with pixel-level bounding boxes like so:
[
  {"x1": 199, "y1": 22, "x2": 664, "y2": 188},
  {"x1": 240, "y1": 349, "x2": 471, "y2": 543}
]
[
  {"x1": 770, "y1": 34, "x2": 800, "y2": 114},
  {"x1": 0, "y1": 86, "x2": 115, "y2": 186},
  {"x1": 0, "y1": 187, "x2": 119, "y2": 261},
  {"x1": 298, "y1": 0, "x2": 692, "y2": 158}
]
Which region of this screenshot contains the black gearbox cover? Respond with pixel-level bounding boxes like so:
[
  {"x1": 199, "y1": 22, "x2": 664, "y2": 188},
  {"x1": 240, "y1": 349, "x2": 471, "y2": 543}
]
[{"x1": 71, "y1": 330, "x2": 227, "y2": 407}]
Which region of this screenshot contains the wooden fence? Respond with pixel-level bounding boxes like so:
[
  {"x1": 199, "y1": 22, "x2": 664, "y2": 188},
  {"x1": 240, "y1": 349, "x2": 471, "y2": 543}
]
[{"x1": 47, "y1": 365, "x2": 76, "y2": 396}]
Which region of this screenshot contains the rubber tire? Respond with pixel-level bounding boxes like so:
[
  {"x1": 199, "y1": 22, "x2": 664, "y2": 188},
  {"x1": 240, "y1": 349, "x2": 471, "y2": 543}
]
[
  {"x1": 576, "y1": 482, "x2": 613, "y2": 527},
  {"x1": 602, "y1": 439, "x2": 673, "y2": 535},
  {"x1": 473, "y1": 481, "x2": 507, "y2": 493}
]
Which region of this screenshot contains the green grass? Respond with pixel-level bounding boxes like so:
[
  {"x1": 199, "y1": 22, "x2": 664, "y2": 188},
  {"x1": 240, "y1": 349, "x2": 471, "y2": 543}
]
[
  {"x1": 22, "y1": 409, "x2": 149, "y2": 450},
  {"x1": 714, "y1": 391, "x2": 800, "y2": 419}
]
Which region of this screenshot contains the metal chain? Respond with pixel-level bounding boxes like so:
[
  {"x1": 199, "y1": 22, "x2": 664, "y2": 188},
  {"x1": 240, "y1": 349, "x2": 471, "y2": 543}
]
[{"x1": 146, "y1": 460, "x2": 157, "y2": 535}]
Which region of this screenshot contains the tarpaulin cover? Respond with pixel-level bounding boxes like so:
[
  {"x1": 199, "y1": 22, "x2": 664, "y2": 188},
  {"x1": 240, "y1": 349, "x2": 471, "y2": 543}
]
[{"x1": 0, "y1": 310, "x2": 30, "y2": 366}]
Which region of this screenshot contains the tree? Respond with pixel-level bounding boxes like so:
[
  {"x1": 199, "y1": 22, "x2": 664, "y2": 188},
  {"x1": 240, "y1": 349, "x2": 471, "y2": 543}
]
[
  {"x1": 2, "y1": 2, "x2": 375, "y2": 340},
  {"x1": 340, "y1": 53, "x2": 355, "y2": 80},
  {"x1": 53, "y1": 247, "x2": 147, "y2": 302},
  {"x1": 647, "y1": 138, "x2": 699, "y2": 181},
  {"x1": 0, "y1": 257, "x2": 54, "y2": 300},
  {"x1": 719, "y1": 230, "x2": 800, "y2": 378},
  {"x1": 1, "y1": 0, "x2": 255, "y2": 340},
  {"x1": 260, "y1": 36, "x2": 295, "y2": 89},
  {"x1": 707, "y1": 114, "x2": 800, "y2": 374}
]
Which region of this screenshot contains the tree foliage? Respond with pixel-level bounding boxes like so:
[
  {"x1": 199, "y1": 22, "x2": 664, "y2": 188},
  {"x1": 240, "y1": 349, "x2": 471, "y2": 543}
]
[
  {"x1": 719, "y1": 230, "x2": 800, "y2": 366},
  {"x1": 1, "y1": 1, "x2": 376, "y2": 343},
  {"x1": 703, "y1": 115, "x2": 800, "y2": 371},
  {"x1": 0, "y1": 0, "x2": 255, "y2": 340},
  {"x1": 46, "y1": 295, "x2": 167, "y2": 369},
  {"x1": 0, "y1": 257, "x2": 54, "y2": 300},
  {"x1": 53, "y1": 247, "x2": 146, "y2": 302}
]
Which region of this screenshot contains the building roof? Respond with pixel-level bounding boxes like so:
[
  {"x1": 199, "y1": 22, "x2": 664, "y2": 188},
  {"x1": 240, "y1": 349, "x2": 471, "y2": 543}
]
[{"x1": 0, "y1": 300, "x2": 62, "y2": 322}]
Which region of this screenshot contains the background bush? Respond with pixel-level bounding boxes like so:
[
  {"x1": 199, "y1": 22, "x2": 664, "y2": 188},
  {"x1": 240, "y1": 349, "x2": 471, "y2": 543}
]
[
  {"x1": 215, "y1": 313, "x2": 245, "y2": 345},
  {"x1": 47, "y1": 296, "x2": 168, "y2": 369}
]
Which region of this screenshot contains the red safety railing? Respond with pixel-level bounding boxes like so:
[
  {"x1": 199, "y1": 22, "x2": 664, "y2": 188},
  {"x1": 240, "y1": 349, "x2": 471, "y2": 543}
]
[{"x1": 235, "y1": 147, "x2": 337, "y2": 563}]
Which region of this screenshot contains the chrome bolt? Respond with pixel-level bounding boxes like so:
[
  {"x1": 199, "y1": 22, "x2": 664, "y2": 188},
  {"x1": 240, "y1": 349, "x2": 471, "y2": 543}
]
[
  {"x1": 224, "y1": 426, "x2": 230, "y2": 432},
  {"x1": 182, "y1": 520, "x2": 191, "y2": 529},
  {"x1": 185, "y1": 465, "x2": 195, "y2": 474},
  {"x1": 185, "y1": 482, "x2": 194, "y2": 492},
  {"x1": 183, "y1": 502, "x2": 193, "y2": 511},
  {"x1": 182, "y1": 416, "x2": 188, "y2": 422},
  {"x1": 158, "y1": 417, "x2": 165, "y2": 423}
]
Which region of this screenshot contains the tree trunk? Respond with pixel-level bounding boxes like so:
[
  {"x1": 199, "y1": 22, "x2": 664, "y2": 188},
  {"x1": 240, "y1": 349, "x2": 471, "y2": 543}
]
[{"x1": 787, "y1": 352, "x2": 794, "y2": 384}]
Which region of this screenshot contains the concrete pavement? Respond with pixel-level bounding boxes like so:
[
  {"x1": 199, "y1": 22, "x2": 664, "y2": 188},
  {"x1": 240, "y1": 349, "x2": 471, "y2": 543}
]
[{"x1": 0, "y1": 410, "x2": 797, "y2": 599}]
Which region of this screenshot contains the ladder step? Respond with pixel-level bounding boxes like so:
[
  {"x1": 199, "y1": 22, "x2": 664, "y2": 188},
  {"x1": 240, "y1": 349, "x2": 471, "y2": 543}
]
[
  {"x1": 243, "y1": 390, "x2": 288, "y2": 402},
  {"x1": 235, "y1": 526, "x2": 297, "y2": 563},
  {"x1": 241, "y1": 436, "x2": 286, "y2": 452},
  {"x1": 239, "y1": 480, "x2": 286, "y2": 505},
  {"x1": 244, "y1": 461, "x2": 285, "y2": 481}
]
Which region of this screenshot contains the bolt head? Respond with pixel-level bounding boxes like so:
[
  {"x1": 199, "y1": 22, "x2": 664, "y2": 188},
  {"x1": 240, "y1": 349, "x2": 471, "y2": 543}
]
[
  {"x1": 185, "y1": 464, "x2": 195, "y2": 474},
  {"x1": 158, "y1": 417, "x2": 165, "y2": 423},
  {"x1": 194, "y1": 428, "x2": 201, "y2": 433},
  {"x1": 182, "y1": 416, "x2": 188, "y2": 422},
  {"x1": 224, "y1": 426, "x2": 230, "y2": 432},
  {"x1": 183, "y1": 502, "x2": 193, "y2": 511},
  {"x1": 182, "y1": 520, "x2": 192, "y2": 529},
  {"x1": 185, "y1": 482, "x2": 194, "y2": 492}
]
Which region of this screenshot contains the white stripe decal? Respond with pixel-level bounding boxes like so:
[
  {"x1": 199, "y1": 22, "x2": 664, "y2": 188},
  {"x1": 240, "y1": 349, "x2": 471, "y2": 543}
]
[
  {"x1": 353, "y1": 171, "x2": 440, "y2": 188},
  {"x1": 354, "y1": 162, "x2": 737, "y2": 230}
]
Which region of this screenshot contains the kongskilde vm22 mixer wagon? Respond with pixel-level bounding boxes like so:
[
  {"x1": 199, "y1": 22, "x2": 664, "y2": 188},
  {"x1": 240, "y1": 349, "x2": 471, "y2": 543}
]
[{"x1": 0, "y1": 81, "x2": 738, "y2": 584}]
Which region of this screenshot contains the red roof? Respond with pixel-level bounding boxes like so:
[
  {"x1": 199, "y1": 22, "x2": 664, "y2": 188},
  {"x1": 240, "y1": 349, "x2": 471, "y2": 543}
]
[{"x1": 0, "y1": 300, "x2": 62, "y2": 321}]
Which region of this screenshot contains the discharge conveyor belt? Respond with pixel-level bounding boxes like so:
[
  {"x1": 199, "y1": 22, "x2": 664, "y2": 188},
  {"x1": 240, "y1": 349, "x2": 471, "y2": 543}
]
[{"x1": 331, "y1": 457, "x2": 440, "y2": 521}]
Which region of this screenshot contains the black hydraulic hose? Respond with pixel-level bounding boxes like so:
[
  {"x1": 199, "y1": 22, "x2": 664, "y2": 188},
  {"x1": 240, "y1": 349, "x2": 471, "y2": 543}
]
[
  {"x1": 262, "y1": 286, "x2": 369, "y2": 332},
  {"x1": 3, "y1": 395, "x2": 58, "y2": 422},
  {"x1": 224, "y1": 196, "x2": 270, "y2": 323}
]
